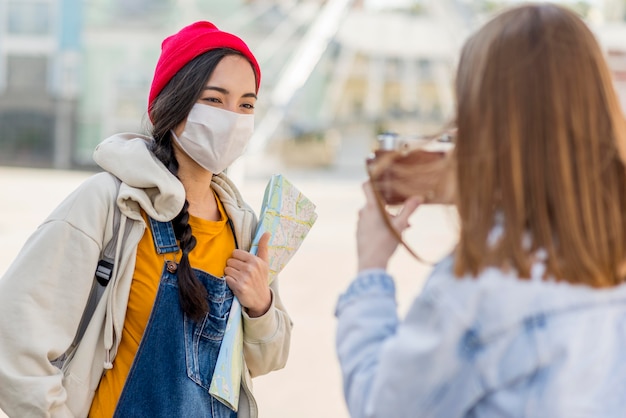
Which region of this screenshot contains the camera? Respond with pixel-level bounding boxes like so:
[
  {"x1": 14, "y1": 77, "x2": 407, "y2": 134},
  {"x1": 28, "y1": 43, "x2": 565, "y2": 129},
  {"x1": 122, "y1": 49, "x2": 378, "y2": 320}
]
[{"x1": 366, "y1": 132, "x2": 454, "y2": 205}]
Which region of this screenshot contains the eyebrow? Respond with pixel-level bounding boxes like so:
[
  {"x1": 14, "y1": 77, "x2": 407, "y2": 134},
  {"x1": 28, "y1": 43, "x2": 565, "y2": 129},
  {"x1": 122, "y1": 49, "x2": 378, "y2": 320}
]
[{"x1": 204, "y1": 86, "x2": 257, "y2": 100}]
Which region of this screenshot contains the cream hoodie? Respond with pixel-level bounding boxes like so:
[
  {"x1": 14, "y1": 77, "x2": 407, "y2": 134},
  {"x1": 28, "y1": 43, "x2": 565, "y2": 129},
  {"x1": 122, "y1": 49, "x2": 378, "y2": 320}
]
[{"x1": 0, "y1": 134, "x2": 292, "y2": 417}]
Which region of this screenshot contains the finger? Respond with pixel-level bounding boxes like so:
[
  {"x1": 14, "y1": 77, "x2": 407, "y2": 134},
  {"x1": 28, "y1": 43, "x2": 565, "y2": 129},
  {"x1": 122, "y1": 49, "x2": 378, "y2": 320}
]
[
  {"x1": 256, "y1": 232, "x2": 271, "y2": 262},
  {"x1": 226, "y1": 257, "x2": 248, "y2": 271},
  {"x1": 402, "y1": 195, "x2": 423, "y2": 216},
  {"x1": 225, "y1": 261, "x2": 255, "y2": 278},
  {"x1": 224, "y1": 266, "x2": 239, "y2": 280},
  {"x1": 394, "y1": 196, "x2": 423, "y2": 230},
  {"x1": 224, "y1": 273, "x2": 234, "y2": 284},
  {"x1": 232, "y1": 248, "x2": 262, "y2": 263},
  {"x1": 362, "y1": 181, "x2": 377, "y2": 206},
  {"x1": 224, "y1": 274, "x2": 240, "y2": 293}
]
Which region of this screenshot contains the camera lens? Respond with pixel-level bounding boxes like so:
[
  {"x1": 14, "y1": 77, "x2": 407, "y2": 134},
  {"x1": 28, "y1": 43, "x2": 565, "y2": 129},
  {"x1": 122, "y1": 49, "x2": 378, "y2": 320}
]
[{"x1": 377, "y1": 132, "x2": 399, "y2": 151}]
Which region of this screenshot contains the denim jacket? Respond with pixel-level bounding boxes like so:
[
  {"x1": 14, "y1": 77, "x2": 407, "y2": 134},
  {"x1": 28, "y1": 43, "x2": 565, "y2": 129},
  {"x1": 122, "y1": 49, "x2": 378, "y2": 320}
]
[{"x1": 336, "y1": 256, "x2": 626, "y2": 418}]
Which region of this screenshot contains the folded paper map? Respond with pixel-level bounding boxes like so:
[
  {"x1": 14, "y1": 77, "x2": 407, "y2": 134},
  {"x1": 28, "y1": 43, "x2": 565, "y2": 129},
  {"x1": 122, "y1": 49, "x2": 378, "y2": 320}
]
[{"x1": 209, "y1": 174, "x2": 318, "y2": 410}]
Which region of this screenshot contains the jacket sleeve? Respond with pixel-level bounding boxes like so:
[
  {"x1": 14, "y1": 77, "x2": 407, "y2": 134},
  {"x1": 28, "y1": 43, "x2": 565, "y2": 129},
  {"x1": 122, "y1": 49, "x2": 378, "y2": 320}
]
[
  {"x1": 0, "y1": 174, "x2": 116, "y2": 418},
  {"x1": 335, "y1": 269, "x2": 471, "y2": 418},
  {"x1": 241, "y1": 277, "x2": 293, "y2": 377}
]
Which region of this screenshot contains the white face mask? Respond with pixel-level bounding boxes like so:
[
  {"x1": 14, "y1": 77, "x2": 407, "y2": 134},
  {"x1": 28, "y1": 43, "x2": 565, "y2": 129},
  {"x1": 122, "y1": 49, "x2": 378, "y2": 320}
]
[{"x1": 172, "y1": 103, "x2": 254, "y2": 174}]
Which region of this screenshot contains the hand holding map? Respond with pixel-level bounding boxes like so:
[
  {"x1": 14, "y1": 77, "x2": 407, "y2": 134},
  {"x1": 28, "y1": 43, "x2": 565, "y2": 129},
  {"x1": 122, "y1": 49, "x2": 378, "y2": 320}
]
[{"x1": 209, "y1": 174, "x2": 318, "y2": 410}]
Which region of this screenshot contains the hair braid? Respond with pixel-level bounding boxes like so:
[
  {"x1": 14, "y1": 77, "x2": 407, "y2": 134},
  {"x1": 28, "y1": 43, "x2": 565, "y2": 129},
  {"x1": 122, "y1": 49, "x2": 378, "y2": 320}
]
[
  {"x1": 151, "y1": 136, "x2": 208, "y2": 321},
  {"x1": 172, "y1": 201, "x2": 209, "y2": 320}
]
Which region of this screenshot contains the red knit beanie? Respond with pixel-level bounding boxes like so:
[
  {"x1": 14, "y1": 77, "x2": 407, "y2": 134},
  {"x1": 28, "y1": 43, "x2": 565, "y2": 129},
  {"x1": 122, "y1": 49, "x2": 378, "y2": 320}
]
[{"x1": 148, "y1": 21, "x2": 261, "y2": 115}]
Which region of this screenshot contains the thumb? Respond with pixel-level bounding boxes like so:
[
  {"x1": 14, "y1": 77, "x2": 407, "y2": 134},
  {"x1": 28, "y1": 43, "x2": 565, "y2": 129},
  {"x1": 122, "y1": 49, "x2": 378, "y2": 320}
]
[{"x1": 256, "y1": 231, "x2": 271, "y2": 262}]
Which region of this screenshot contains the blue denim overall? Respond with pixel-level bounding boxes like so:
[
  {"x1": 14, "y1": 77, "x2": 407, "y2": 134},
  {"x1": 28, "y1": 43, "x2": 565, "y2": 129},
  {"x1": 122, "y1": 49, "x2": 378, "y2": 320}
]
[{"x1": 113, "y1": 217, "x2": 237, "y2": 418}]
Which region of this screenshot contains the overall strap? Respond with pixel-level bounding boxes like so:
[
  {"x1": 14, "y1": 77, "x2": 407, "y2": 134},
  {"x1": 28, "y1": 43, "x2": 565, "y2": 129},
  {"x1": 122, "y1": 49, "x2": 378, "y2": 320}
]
[
  {"x1": 148, "y1": 217, "x2": 180, "y2": 254},
  {"x1": 147, "y1": 213, "x2": 237, "y2": 257}
]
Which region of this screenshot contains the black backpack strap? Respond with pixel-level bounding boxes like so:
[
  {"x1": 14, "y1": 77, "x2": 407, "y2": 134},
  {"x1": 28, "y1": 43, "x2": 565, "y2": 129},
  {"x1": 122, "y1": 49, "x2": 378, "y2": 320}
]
[
  {"x1": 70, "y1": 201, "x2": 123, "y2": 344},
  {"x1": 95, "y1": 198, "x2": 122, "y2": 287},
  {"x1": 53, "y1": 176, "x2": 128, "y2": 369}
]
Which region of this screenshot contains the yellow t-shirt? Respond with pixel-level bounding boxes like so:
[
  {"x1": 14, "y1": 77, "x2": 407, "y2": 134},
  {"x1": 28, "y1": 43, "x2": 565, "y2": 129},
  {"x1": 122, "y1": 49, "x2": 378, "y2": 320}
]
[{"x1": 89, "y1": 197, "x2": 235, "y2": 418}]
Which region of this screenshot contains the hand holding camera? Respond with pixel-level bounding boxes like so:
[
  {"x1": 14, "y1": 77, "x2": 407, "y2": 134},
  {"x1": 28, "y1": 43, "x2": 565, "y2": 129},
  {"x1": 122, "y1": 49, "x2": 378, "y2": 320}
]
[
  {"x1": 363, "y1": 131, "x2": 455, "y2": 262},
  {"x1": 366, "y1": 132, "x2": 455, "y2": 206}
]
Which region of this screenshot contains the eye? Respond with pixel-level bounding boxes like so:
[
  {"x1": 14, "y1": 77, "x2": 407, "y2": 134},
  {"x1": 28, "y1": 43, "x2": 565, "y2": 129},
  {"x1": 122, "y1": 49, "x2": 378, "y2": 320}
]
[
  {"x1": 241, "y1": 103, "x2": 255, "y2": 110},
  {"x1": 202, "y1": 97, "x2": 222, "y2": 104}
]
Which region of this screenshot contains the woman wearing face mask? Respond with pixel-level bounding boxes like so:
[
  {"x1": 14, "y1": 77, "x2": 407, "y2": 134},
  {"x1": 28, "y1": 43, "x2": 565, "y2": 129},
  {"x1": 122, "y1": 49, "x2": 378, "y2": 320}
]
[{"x1": 0, "y1": 21, "x2": 292, "y2": 418}]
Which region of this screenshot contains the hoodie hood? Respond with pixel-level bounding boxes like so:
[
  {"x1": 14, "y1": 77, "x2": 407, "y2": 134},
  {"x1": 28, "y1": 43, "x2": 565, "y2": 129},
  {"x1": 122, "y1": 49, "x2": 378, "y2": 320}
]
[{"x1": 93, "y1": 133, "x2": 186, "y2": 222}]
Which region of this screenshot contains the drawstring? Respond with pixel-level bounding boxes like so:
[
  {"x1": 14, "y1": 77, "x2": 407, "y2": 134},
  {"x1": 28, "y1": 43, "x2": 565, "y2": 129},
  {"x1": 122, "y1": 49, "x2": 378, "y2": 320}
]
[{"x1": 104, "y1": 350, "x2": 113, "y2": 370}]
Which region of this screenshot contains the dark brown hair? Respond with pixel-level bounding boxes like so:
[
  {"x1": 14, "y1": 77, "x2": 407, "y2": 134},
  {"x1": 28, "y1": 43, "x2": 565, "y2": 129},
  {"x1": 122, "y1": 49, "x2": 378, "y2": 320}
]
[{"x1": 148, "y1": 48, "x2": 255, "y2": 320}]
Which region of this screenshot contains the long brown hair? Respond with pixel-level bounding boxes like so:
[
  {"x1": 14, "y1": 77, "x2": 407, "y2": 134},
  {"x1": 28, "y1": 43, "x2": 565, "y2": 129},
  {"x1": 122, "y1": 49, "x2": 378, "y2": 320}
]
[{"x1": 453, "y1": 3, "x2": 626, "y2": 286}]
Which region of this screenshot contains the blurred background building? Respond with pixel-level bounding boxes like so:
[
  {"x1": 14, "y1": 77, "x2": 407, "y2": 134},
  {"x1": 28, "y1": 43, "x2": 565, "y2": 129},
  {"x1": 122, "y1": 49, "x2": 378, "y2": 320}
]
[
  {"x1": 0, "y1": 0, "x2": 81, "y2": 168},
  {"x1": 0, "y1": 0, "x2": 624, "y2": 170}
]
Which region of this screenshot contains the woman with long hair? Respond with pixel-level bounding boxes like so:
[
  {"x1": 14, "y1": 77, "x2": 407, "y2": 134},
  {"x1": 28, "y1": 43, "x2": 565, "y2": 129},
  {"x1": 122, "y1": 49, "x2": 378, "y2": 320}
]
[
  {"x1": 0, "y1": 21, "x2": 292, "y2": 418},
  {"x1": 337, "y1": 3, "x2": 626, "y2": 417}
]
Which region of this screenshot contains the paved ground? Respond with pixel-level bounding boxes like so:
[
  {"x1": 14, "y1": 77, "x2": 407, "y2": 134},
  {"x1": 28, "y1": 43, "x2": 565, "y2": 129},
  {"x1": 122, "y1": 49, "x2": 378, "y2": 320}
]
[{"x1": 0, "y1": 163, "x2": 458, "y2": 418}]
